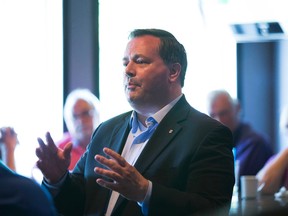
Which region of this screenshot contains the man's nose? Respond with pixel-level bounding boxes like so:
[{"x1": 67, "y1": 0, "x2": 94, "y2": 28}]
[{"x1": 125, "y1": 62, "x2": 136, "y2": 77}]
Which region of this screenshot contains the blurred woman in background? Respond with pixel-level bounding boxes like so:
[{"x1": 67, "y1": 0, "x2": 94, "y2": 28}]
[
  {"x1": 257, "y1": 106, "x2": 288, "y2": 194},
  {"x1": 0, "y1": 127, "x2": 18, "y2": 171}
]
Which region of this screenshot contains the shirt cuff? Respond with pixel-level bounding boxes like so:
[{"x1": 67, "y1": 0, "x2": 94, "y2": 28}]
[{"x1": 137, "y1": 180, "x2": 152, "y2": 215}]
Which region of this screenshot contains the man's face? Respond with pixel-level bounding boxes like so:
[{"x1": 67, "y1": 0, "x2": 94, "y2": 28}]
[
  {"x1": 122, "y1": 35, "x2": 172, "y2": 114},
  {"x1": 208, "y1": 95, "x2": 237, "y2": 131},
  {"x1": 72, "y1": 99, "x2": 94, "y2": 140}
]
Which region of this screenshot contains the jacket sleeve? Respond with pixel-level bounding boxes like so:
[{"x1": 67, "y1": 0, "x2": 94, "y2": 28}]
[{"x1": 148, "y1": 125, "x2": 234, "y2": 216}]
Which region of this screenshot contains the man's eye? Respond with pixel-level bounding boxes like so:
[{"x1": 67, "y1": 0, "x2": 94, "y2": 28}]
[{"x1": 136, "y1": 59, "x2": 145, "y2": 64}]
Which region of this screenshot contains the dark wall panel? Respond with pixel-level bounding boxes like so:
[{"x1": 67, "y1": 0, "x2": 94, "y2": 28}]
[
  {"x1": 237, "y1": 40, "x2": 287, "y2": 152},
  {"x1": 63, "y1": 0, "x2": 99, "y2": 99}
]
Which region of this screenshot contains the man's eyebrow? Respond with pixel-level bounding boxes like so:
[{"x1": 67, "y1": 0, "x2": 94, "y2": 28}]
[{"x1": 122, "y1": 54, "x2": 141, "y2": 61}]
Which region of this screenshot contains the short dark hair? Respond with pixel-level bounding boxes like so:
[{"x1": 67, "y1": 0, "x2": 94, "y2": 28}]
[{"x1": 128, "y1": 29, "x2": 187, "y2": 87}]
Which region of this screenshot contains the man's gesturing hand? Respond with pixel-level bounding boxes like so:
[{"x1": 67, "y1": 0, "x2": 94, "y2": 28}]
[
  {"x1": 94, "y1": 147, "x2": 149, "y2": 202},
  {"x1": 35, "y1": 132, "x2": 72, "y2": 184}
]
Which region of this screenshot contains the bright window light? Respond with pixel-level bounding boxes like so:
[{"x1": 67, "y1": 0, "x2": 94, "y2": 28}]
[
  {"x1": 99, "y1": 0, "x2": 287, "y2": 121},
  {"x1": 99, "y1": 0, "x2": 237, "y2": 121},
  {"x1": 0, "y1": 0, "x2": 63, "y2": 177}
]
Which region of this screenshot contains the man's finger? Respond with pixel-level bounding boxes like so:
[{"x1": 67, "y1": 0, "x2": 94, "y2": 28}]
[
  {"x1": 63, "y1": 142, "x2": 73, "y2": 159},
  {"x1": 96, "y1": 178, "x2": 118, "y2": 191},
  {"x1": 35, "y1": 147, "x2": 44, "y2": 159},
  {"x1": 103, "y1": 148, "x2": 126, "y2": 167},
  {"x1": 45, "y1": 132, "x2": 58, "y2": 152},
  {"x1": 37, "y1": 137, "x2": 46, "y2": 149}
]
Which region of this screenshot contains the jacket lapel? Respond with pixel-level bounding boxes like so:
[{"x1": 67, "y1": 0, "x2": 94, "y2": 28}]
[
  {"x1": 112, "y1": 96, "x2": 191, "y2": 214},
  {"x1": 109, "y1": 113, "x2": 132, "y2": 154},
  {"x1": 134, "y1": 96, "x2": 190, "y2": 173}
]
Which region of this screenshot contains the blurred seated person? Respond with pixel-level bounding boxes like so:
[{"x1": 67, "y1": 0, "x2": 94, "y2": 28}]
[
  {"x1": 257, "y1": 106, "x2": 288, "y2": 194},
  {"x1": 58, "y1": 88, "x2": 101, "y2": 170},
  {"x1": 0, "y1": 127, "x2": 18, "y2": 171},
  {"x1": 0, "y1": 160, "x2": 56, "y2": 216},
  {"x1": 207, "y1": 89, "x2": 273, "y2": 187}
]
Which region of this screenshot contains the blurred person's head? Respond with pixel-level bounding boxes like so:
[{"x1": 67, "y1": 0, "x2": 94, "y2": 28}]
[
  {"x1": 207, "y1": 89, "x2": 241, "y2": 132},
  {"x1": 64, "y1": 89, "x2": 100, "y2": 143}
]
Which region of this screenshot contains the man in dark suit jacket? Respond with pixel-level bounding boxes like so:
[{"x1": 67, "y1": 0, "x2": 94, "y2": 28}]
[
  {"x1": 36, "y1": 29, "x2": 235, "y2": 216},
  {"x1": 0, "y1": 160, "x2": 57, "y2": 216}
]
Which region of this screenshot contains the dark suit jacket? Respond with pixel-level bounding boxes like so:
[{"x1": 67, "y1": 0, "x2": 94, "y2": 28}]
[
  {"x1": 52, "y1": 95, "x2": 235, "y2": 216},
  {"x1": 0, "y1": 161, "x2": 57, "y2": 216}
]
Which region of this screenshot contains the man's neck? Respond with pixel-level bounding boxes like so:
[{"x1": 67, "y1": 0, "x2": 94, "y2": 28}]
[{"x1": 74, "y1": 137, "x2": 90, "y2": 149}]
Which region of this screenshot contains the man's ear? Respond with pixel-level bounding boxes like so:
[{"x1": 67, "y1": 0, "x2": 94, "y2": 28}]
[{"x1": 169, "y1": 63, "x2": 181, "y2": 81}]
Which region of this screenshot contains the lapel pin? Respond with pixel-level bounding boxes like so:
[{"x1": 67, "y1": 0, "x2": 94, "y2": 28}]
[{"x1": 169, "y1": 129, "x2": 173, "y2": 134}]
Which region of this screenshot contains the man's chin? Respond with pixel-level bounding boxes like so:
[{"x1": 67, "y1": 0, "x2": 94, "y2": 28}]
[
  {"x1": 75, "y1": 131, "x2": 91, "y2": 138},
  {"x1": 126, "y1": 92, "x2": 140, "y2": 103}
]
